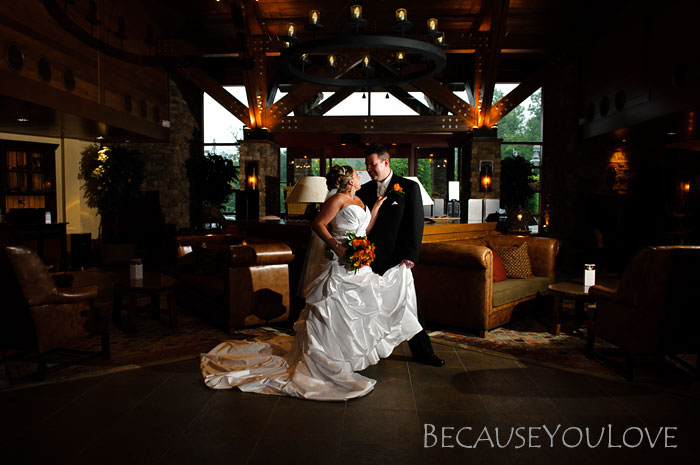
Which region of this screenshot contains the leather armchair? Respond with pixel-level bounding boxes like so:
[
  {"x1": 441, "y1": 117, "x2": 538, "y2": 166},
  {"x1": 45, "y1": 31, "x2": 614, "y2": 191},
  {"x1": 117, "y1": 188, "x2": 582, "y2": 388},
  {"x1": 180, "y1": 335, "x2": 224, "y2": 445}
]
[
  {"x1": 2, "y1": 245, "x2": 110, "y2": 378},
  {"x1": 176, "y1": 237, "x2": 294, "y2": 333},
  {"x1": 588, "y1": 246, "x2": 700, "y2": 378}
]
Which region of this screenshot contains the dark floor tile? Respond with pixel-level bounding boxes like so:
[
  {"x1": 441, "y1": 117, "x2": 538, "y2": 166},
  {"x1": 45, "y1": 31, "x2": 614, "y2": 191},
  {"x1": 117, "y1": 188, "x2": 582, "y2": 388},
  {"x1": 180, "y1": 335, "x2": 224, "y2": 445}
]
[
  {"x1": 275, "y1": 392, "x2": 347, "y2": 410},
  {"x1": 339, "y1": 441, "x2": 426, "y2": 465},
  {"x1": 37, "y1": 370, "x2": 172, "y2": 436},
  {"x1": 409, "y1": 366, "x2": 468, "y2": 388},
  {"x1": 3, "y1": 431, "x2": 90, "y2": 465},
  {"x1": 360, "y1": 358, "x2": 410, "y2": 382},
  {"x1": 103, "y1": 373, "x2": 213, "y2": 436},
  {"x1": 348, "y1": 378, "x2": 415, "y2": 410},
  {"x1": 262, "y1": 405, "x2": 344, "y2": 443},
  {"x1": 73, "y1": 434, "x2": 174, "y2": 465},
  {"x1": 248, "y1": 438, "x2": 341, "y2": 465},
  {"x1": 185, "y1": 390, "x2": 278, "y2": 438},
  {"x1": 457, "y1": 349, "x2": 521, "y2": 371},
  {"x1": 343, "y1": 407, "x2": 423, "y2": 449},
  {"x1": 412, "y1": 370, "x2": 485, "y2": 412},
  {"x1": 158, "y1": 436, "x2": 256, "y2": 465}
]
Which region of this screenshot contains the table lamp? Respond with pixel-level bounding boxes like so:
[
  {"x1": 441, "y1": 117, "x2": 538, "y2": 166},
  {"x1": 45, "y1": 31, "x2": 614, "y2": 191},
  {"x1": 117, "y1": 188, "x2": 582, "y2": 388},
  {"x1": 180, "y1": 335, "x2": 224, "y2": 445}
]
[{"x1": 285, "y1": 176, "x2": 329, "y2": 220}]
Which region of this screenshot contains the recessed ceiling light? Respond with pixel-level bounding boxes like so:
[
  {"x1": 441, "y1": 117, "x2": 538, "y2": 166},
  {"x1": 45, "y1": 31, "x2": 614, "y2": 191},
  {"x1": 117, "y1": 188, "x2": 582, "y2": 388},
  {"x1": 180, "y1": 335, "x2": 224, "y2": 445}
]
[{"x1": 16, "y1": 118, "x2": 29, "y2": 122}]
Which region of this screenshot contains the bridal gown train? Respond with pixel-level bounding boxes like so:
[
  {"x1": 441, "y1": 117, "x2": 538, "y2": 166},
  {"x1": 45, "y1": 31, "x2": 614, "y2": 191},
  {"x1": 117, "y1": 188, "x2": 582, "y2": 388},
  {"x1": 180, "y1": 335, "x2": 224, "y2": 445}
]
[{"x1": 200, "y1": 204, "x2": 422, "y2": 401}]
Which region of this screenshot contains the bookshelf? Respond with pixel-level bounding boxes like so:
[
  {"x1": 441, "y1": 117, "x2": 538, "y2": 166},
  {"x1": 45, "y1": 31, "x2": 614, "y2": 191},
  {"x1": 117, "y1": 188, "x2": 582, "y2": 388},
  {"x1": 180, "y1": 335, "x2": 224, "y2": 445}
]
[{"x1": 0, "y1": 140, "x2": 58, "y2": 223}]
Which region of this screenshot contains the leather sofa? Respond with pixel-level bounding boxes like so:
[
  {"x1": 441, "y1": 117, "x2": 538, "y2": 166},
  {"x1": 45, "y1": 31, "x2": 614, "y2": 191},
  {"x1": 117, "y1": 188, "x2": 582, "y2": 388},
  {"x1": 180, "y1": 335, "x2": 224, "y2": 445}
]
[
  {"x1": 414, "y1": 234, "x2": 559, "y2": 337},
  {"x1": 176, "y1": 234, "x2": 294, "y2": 334}
]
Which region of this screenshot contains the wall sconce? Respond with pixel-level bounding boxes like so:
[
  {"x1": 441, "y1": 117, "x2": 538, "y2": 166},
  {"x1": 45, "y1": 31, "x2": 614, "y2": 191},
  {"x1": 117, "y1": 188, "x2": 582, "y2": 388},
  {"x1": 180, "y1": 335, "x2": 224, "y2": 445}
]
[
  {"x1": 680, "y1": 181, "x2": 691, "y2": 193},
  {"x1": 245, "y1": 161, "x2": 259, "y2": 191},
  {"x1": 479, "y1": 160, "x2": 493, "y2": 192}
]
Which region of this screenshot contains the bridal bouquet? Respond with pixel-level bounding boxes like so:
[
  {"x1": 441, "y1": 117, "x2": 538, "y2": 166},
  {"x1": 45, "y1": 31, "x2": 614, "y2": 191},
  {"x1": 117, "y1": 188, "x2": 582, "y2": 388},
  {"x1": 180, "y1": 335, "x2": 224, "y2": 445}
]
[{"x1": 326, "y1": 233, "x2": 376, "y2": 273}]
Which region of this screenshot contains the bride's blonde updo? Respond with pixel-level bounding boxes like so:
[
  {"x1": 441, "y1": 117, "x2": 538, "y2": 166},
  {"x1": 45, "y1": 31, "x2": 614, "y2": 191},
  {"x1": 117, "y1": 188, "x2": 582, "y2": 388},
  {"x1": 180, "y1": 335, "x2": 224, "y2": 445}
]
[{"x1": 326, "y1": 165, "x2": 354, "y2": 191}]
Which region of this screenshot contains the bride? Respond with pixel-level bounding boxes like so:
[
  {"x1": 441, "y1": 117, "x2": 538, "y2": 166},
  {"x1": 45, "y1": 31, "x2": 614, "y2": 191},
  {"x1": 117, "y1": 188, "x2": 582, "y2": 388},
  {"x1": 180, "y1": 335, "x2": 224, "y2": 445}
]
[{"x1": 200, "y1": 165, "x2": 422, "y2": 401}]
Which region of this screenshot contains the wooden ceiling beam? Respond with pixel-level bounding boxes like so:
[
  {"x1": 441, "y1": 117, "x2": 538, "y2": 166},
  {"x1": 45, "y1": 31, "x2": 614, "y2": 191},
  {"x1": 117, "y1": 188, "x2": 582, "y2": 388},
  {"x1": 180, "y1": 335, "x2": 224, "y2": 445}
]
[
  {"x1": 410, "y1": 79, "x2": 474, "y2": 126},
  {"x1": 310, "y1": 88, "x2": 356, "y2": 116},
  {"x1": 479, "y1": 0, "x2": 510, "y2": 127},
  {"x1": 271, "y1": 116, "x2": 469, "y2": 134},
  {"x1": 173, "y1": 66, "x2": 250, "y2": 125},
  {"x1": 265, "y1": 82, "x2": 324, "y2": 127},
  {"x1": 488, "y1": 54, "x2": 566, "y2": 126},
  {"x1": 385, "y1": 86, "x2": 434, "y2": 116}
]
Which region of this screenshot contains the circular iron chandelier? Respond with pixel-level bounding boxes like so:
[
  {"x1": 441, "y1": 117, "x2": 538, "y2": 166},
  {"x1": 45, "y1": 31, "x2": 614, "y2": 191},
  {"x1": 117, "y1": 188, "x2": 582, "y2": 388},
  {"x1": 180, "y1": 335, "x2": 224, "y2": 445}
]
[{"x1": 279, "y1": 6, "x2": 447, "y2": 87}]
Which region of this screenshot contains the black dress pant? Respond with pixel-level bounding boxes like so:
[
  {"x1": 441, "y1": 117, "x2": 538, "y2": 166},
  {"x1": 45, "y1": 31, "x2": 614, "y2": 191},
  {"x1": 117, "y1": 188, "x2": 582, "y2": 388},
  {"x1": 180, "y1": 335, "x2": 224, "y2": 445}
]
[{"x1": 407, "y1": 299, "x2": 434, "y2": 359}]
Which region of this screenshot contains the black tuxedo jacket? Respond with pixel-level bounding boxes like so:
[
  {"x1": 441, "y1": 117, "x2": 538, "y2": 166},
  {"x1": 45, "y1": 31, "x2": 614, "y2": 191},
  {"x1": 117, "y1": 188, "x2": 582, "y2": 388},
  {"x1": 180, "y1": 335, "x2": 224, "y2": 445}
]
[{"x1": 357, "y1": 174, "x2": 424, "y2": 275}]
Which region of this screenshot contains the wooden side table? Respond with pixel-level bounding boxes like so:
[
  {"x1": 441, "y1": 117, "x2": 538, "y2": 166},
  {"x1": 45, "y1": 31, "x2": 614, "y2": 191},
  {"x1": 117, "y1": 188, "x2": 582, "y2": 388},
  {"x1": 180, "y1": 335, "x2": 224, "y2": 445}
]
[
  {"x1": 113, "y1": 272, "x2": 179, "y2": 332},
  {"x1": 547, "y1": 282, "x2": 595, "y2": 335}
]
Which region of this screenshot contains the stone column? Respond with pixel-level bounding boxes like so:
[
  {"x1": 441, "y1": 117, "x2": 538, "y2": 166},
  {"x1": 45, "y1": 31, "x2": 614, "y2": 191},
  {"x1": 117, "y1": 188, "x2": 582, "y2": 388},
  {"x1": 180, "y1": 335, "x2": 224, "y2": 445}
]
[
  {"x1": 455, "y1": 130, "x2": 502, "y2": 221},
  {"x1": 239, "y1": 140, "x2": 280, "y2": 217},
  {"x1": 469, "y1": 135, "x2": 502, "y2": 201}
]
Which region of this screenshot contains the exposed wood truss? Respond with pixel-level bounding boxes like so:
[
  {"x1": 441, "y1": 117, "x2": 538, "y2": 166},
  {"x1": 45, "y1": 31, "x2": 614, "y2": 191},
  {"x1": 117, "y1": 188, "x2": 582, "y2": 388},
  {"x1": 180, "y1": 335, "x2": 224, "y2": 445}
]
[
  {"x1": 488, "y1": 54, "x2": 566, "y2": 126},
  {"x1": 474, "y1": 0, "x2": 510, "y2": 127},
  {"x1": 271, "y1": 116, "x2": 469, "y2": 133},
  {"x1": 174, "y1": 67, "x2": 250, "y2": 125}
]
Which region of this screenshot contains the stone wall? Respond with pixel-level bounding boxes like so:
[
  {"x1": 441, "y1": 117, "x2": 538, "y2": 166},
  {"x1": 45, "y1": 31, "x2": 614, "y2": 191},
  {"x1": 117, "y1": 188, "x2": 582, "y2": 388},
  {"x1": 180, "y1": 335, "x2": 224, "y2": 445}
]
[
  {"x1": 239, "y1": 140, "x2": 281, "y2": 217},
  {"x1": 126, "y1": 79, "x2": 195, "y2": 230},
  {"x1": 469, "y1": 137, "x2": 501, "y2": 200}
]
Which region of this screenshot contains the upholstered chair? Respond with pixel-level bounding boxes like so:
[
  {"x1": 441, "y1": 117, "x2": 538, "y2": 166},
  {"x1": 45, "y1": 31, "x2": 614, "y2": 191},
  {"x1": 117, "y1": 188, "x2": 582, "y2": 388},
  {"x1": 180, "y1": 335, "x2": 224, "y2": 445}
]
[
  {"x1": 2, "y1": 245, "x2": 110, "y2": 379},
  {"x1": 587, "y1": 246, "x2": 700, "y2": 379}
]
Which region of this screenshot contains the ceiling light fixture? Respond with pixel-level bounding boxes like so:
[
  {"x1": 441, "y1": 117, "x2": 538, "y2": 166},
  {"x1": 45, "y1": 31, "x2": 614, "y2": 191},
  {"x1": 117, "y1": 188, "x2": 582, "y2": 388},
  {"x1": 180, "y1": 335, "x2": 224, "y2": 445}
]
[{"x1": 279, "y1": 6, "x2": 446, "y2": 88}]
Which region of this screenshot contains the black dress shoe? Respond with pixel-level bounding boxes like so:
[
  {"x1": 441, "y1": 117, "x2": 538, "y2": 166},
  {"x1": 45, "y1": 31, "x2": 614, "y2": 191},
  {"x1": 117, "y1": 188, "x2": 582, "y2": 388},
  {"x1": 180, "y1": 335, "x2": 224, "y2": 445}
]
[{"x1": 416, "y1": 354, "x2": 445, "y2": 367}]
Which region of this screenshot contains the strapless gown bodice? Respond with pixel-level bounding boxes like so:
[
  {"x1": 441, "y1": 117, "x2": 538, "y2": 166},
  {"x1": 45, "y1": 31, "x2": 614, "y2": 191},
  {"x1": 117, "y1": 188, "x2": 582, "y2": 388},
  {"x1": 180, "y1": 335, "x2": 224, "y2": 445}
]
[{"x1": 329, "y1": 203, "x2": 370, "y2": 240}]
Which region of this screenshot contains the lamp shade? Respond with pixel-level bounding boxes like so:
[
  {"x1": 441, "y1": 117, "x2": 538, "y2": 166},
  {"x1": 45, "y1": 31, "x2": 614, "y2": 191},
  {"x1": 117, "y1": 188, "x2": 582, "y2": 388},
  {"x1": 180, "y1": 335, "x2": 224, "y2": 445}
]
[
  {"x1": 285, "y1": 176, "x2": 328, "y2": 203},
  {"x1": 405, "y1": 177, "x2": 434, "y2": 206},
  {"x1": 448, "y1": 181, "x2": 460, "y2": 201}
]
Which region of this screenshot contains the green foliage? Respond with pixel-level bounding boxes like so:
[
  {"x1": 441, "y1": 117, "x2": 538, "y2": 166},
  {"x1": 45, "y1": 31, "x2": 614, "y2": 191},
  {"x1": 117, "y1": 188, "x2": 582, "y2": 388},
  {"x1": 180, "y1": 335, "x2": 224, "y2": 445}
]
[
  {"x1": 78, "y1": 144, "x2": 145, "y2": 241},
  {"x1": 79, "y1": 144, "x2": 145, "y2": 212},
  {"x1": 500, "y1": 156, "x2": 536, "y2": 210},
  {"x1": 185, "y1": 153, "x2": 238, "y2": 208},
  {"x1": 495, "y1": 88, "x2": 542, "y2": 161}
]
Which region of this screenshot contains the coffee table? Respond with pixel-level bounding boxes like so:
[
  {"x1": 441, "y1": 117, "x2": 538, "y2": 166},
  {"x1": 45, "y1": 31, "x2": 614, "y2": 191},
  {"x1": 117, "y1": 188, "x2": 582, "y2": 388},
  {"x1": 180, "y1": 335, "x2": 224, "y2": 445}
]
[
  {"x1": 113, "y1": 272, "x2": 179, "y2": 332},
  {"x1": 548, "y1": 282, "x2": 595, "y2": 336}
]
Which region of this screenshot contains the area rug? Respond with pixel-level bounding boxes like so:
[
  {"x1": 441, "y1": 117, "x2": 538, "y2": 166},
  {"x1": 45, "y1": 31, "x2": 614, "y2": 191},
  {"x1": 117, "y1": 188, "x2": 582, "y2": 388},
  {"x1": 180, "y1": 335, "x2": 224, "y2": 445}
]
[
  {"x1": 428, "y1": 316, "x2": 698, "y2": 382},
  {"x1": 0, "y1": 311, "x2": 291, "y2": 391}
]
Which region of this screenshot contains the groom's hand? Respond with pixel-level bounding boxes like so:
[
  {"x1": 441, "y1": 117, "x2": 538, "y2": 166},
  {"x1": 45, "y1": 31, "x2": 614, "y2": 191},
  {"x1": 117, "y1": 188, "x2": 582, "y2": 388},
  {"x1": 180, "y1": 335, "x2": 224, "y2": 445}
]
[{"x1": 400, "y1": 259, "x2": 415, "y2": 268}]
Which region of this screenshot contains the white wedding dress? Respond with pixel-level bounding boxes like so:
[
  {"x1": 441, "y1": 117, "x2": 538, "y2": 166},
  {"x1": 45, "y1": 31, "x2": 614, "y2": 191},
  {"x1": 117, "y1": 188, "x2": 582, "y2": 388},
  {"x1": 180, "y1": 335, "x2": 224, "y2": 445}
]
[{"x1": 200, "y1": 204, "x2": 422, "y2": 401}]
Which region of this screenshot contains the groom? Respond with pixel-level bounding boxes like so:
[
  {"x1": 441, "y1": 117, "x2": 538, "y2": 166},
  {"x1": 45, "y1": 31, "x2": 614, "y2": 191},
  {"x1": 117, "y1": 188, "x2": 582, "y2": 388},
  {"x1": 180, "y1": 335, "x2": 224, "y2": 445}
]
[{"x1": 358, "y1": 145, "x2": 445, "y2": 367}]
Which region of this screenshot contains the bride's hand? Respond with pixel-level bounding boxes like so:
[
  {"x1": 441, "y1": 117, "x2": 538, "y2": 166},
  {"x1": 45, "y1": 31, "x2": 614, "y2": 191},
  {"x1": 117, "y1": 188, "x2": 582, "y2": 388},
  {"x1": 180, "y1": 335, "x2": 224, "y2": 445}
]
[
  {"x1": 373, "y1": 195, "x2": 387, "y2": 211},
  {"x1": 334, "y1": 243, "x2": 348, "y2": 258}
]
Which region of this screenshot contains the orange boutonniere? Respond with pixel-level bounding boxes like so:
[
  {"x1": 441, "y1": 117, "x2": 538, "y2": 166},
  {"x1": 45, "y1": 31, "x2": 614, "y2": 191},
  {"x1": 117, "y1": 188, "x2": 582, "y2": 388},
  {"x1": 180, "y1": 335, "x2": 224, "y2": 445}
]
[{"x1": 391, "y1": 183, "x2": 405, "y2": 196}]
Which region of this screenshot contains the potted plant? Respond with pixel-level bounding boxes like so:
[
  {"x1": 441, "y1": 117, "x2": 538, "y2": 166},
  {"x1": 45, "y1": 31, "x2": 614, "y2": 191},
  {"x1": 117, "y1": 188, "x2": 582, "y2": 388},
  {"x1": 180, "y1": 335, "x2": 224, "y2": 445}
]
[
  {"x1": 185, "y1": 152, "x2": 238, "y2": 228},
  {"x1": 79, "y1": 144, "x2": 145, "y2": 248},
  {"x1": 500, "y1": 155, "x2": 536, "y2": 232}
]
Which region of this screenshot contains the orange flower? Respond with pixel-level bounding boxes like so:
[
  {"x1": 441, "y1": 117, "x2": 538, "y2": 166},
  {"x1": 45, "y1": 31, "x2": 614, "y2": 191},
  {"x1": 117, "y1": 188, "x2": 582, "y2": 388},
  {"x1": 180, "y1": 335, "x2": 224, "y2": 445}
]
[{"x1": 392, "y1": 183, "x2": 404, "y2": 195}]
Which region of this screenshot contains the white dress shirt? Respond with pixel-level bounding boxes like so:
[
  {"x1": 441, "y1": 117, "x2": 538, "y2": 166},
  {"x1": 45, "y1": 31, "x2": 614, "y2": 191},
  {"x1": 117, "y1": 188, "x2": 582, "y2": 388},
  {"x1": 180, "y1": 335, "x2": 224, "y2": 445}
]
[{"x1": 377, "y1": 171, "x2": 394, "y2": 197}]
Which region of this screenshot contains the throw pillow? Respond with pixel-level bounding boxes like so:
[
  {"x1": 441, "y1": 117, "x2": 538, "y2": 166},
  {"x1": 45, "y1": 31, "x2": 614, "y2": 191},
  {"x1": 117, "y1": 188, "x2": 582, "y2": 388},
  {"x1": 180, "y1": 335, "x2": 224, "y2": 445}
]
[
  {"x1": 491, "y1": 249, "x2": 508, "y2": 282},
  {"x1": 492, "y1": 243, "x2": 534, "y2": 279}
]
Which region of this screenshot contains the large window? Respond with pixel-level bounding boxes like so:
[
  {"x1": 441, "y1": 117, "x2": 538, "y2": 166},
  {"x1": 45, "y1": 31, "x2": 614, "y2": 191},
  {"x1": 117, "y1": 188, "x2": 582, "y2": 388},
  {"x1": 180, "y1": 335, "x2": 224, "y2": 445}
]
[
  {"x1": 204, "y1": 87, "x2": 289, "y2": 215},
  {"x1": 494, "y1": 85, "x2": 543, "y2": 226},
  {"x1": 204, "y1": 88, "x2": 246, "y2": 214}
]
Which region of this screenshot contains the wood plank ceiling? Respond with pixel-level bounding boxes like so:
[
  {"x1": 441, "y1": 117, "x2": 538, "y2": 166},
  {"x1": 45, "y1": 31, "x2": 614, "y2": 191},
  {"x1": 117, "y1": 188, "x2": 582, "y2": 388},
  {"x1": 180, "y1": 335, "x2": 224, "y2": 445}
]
[
  {"x1": 149, "y1": 0, "x2": 570, "y2": 135},
  {"x1": 2, "y1": 0, "x2": 590, "y2": 140}
]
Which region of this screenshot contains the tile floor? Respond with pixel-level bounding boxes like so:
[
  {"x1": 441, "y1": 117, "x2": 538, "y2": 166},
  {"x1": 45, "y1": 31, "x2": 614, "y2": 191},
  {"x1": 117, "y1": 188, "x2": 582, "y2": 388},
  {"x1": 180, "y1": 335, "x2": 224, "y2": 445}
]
[{"x1": 1, "y1": 342, "x2": 698, "y2": 465}]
